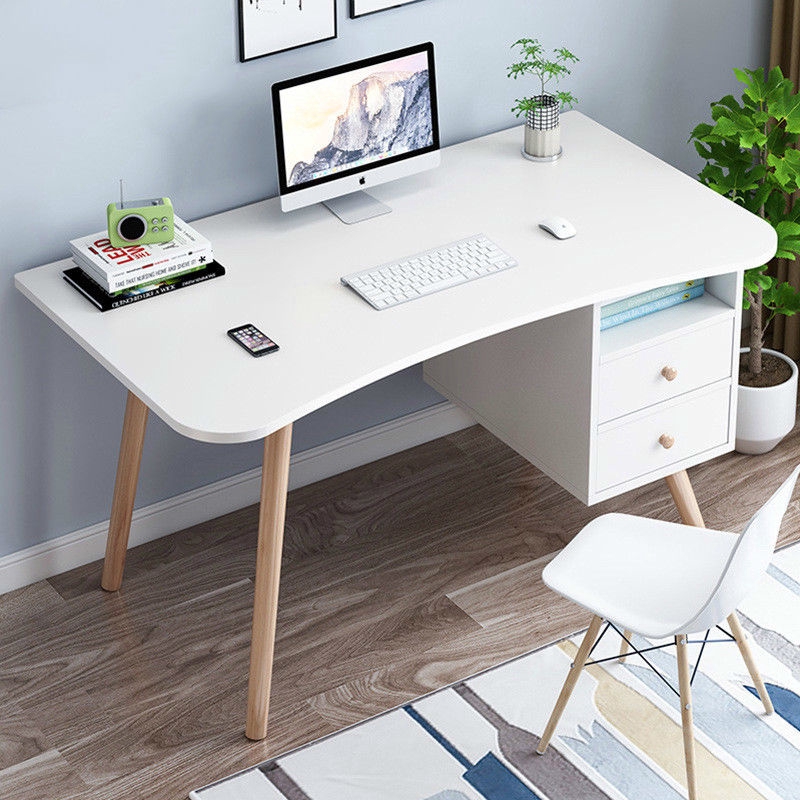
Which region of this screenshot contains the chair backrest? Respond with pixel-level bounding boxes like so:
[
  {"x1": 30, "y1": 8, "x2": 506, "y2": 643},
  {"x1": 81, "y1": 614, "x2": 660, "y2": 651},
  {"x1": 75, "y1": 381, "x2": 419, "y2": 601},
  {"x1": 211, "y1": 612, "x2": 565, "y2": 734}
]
[{"x1": 681, "y1": 463, "x2": 800, "y2": 635}]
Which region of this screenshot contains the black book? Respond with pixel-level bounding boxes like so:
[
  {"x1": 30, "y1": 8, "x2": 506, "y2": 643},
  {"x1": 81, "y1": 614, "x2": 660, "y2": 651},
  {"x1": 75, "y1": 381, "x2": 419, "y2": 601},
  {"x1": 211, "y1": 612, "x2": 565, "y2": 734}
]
[{"x1": 63, "y1": 261, "x2": 225, "y2": 311}]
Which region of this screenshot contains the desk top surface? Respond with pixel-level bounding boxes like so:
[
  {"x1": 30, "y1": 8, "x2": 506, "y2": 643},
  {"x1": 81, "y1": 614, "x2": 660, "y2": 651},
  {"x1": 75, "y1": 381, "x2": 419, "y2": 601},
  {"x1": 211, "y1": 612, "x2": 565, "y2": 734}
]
[{"x1": 15, "y1": 113, "x2": 776, "y2": 443}]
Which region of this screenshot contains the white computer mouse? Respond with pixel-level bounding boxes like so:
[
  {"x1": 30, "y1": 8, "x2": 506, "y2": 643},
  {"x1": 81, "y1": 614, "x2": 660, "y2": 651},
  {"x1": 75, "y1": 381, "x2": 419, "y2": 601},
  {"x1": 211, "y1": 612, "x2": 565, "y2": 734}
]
[{"x1": 539, "y1": 216, "x2": 577, "y2": 239}]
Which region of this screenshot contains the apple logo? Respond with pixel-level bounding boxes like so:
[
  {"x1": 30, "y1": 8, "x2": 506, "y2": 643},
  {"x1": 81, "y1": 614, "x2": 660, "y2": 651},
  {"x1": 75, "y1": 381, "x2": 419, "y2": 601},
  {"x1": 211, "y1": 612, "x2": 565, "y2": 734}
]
[{"x1": 359, "y1": 176, "x2": 366, "y2": 185}]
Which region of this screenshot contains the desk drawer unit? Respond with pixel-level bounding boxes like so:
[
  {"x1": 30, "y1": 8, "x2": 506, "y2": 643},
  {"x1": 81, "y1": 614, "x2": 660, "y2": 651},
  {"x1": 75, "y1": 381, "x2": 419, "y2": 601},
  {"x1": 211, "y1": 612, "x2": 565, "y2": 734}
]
[
  {"x1": 595, "y1": 382, "x2": 731, "y2": 491},
  {"x1": 598, "y1": 317, "x2": 733, "y2": 423},
  {"x1": 423, "y1": 272, "x2": 741, "y2": 505}
]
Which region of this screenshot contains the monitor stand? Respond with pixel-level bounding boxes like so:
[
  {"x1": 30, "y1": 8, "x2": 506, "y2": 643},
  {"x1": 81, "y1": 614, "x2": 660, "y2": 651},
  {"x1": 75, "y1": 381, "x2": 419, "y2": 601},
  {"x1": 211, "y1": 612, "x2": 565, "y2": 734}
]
[{"x1": 323, "y1": 191, "x2": 391, "y2": 225}]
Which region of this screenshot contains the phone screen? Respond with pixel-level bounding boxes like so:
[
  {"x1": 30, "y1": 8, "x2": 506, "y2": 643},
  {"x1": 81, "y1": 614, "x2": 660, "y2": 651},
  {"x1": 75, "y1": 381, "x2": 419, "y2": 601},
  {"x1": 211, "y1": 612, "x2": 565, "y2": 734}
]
[{"x1": 227, "y1": 324, "x2": 279, "y2": 357}]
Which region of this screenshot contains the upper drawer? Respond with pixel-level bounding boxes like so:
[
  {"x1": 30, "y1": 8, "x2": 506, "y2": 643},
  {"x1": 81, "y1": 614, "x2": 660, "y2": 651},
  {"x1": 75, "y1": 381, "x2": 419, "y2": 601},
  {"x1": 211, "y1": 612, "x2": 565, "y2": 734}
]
[{"x1": 598, "y1": 317, "x2": 733, "y2": 422}]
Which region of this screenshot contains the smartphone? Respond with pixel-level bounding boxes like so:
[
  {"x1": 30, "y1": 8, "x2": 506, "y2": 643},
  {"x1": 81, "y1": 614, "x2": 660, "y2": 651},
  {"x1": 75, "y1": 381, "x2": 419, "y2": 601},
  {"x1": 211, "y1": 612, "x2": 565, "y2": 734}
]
[{"x1": 227, "y1": 324, "x2": 279, "y2": 357}]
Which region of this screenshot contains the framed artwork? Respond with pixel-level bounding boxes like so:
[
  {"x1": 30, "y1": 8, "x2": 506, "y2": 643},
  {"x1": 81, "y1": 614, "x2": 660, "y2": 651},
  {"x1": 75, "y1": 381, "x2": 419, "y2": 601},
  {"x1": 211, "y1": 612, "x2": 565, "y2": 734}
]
[
  {"x1": 239, "y1": 0, "x2": 337, "y2": 62},
  {"x1": 350, "y1": 0, "x2": 427, "y2": 18}
]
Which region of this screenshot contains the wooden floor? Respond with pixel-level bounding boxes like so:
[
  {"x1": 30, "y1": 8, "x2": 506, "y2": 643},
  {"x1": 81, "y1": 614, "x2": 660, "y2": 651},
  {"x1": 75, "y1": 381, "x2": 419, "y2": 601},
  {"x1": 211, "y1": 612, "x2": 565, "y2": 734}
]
[{"x1": 2, "y1": 424, "x2": 800, "y2": 800}]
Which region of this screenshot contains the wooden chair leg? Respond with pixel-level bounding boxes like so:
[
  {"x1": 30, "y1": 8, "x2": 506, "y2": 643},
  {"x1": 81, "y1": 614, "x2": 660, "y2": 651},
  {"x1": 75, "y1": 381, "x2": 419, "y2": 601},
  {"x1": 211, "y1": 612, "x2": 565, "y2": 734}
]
[
  {"x1": 728, "y1": 611, "x2": 774, "y2": 714},
  {"x1": 619, "y1": 629, "x2": 632, "y2": 663},
  {"x1": 676, "y1": 634, "x2": 699, "y2": 800},
  {"x1": 101, "y1": 391, "x2": 149, "y2": 592},
  {"x1": 665, "y1": 471, "x2": 774, "y2": 715},
  {"x1": 246, "y1": 423, "x2": 293, "y2": 742},
  {"x1": 537, "y1": 615, "x2": 604, "y2": 754}
]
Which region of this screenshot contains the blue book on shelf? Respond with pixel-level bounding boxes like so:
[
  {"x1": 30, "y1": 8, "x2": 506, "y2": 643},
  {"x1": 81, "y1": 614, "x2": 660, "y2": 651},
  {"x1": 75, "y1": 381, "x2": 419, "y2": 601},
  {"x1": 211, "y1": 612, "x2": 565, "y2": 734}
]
[
  {"x1": 600, "y1": 283, "x2": 705, "y2": 330},
  {"x1": 601, "y1": 279, "x2": 704, "y2": 319}
]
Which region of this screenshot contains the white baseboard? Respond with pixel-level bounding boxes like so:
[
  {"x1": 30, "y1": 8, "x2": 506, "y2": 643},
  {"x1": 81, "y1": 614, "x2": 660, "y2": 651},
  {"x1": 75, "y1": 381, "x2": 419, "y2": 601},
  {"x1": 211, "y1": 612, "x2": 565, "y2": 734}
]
[{"x1": 0, "y1": 402, "x2": 474, "y2": 596}]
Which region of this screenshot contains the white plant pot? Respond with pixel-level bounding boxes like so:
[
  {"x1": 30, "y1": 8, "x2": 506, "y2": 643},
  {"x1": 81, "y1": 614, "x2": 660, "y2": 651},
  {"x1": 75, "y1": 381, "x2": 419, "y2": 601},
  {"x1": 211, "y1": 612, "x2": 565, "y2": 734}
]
[
  {"x1": 523, "y1": 95, "x2": 561, "y2": 159},
  {"x1": 524, "y1": 125, "x2": 561, "y2": 158},
  {"x1": 735, "y1": 347, "x2": 798, "y2": 454}
]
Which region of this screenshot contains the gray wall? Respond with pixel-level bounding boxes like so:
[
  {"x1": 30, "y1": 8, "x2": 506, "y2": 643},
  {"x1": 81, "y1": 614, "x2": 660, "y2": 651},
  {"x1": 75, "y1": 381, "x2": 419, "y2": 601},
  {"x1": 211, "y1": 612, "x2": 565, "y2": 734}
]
[{"x1": 1, "y1": 0, "x2": 771, "y2": 559}]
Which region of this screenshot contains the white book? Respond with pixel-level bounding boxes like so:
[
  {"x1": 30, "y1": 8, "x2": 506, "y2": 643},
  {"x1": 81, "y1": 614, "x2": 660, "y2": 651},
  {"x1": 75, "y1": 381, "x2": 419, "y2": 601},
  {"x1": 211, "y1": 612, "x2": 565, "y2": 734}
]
[
  {"x1": 74, "y1": 249, "x2": 213, "y2": 293},
  {"x1": 69, "y1": 217, "x2": 213, "y2": 281}
]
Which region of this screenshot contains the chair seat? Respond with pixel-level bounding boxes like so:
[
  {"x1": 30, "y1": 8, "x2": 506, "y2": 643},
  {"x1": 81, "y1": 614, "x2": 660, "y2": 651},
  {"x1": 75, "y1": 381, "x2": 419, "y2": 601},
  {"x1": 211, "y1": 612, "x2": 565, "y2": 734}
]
[{"x1": 543, "y1": 513, "x2": 739, "y2": 638}]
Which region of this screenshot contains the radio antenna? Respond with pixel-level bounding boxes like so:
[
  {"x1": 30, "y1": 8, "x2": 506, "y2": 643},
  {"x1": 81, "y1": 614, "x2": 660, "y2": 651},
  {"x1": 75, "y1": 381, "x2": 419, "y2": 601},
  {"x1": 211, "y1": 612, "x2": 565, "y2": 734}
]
[{"x1": 119, "y1": 179, "x2": 124, "y2": 208}]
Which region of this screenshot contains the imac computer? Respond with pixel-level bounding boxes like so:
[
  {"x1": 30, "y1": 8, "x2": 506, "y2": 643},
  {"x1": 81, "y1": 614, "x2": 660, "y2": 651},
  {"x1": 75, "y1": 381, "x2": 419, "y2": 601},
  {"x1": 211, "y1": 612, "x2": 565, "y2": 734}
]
[{"x1": 271, "y1": 42, "x2": 440, "y2": 224}]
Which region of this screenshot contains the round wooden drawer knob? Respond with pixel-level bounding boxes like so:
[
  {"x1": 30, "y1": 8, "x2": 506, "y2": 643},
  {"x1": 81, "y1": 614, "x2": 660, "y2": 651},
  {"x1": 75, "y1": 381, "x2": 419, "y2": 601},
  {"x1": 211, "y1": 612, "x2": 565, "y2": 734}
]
[
  {"x1": 661, "y1": 366, "x2": 678, "y2": 381},
  {"x1": 659, "y1": 434, "x2": 675, "y2": 449}
]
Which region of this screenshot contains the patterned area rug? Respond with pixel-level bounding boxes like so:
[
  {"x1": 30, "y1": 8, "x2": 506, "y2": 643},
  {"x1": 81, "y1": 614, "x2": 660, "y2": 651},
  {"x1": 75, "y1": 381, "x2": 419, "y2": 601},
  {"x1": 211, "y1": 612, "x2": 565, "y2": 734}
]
[{"x1": 192, "y1": 543, "x2": 800, "y2": 800}]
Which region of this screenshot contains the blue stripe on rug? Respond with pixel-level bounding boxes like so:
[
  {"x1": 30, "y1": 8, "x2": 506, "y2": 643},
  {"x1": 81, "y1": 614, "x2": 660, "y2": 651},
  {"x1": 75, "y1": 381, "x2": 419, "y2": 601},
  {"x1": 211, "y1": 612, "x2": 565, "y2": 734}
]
[
  {"x1": 628, "y1": 646, "x2": 800, "y2": 800},
  {"x1": 403, "y1": 705, "x2": 472, "y2": 769},
  {"x1": 746, "y1": 683, "x2": 800, "y2": 731},
  {"x1": 404, "y1": 705, "x2": 543, "y2": 800},
  {"x1": 563, "y1": 720, "x2": 684, "y2": 800}
]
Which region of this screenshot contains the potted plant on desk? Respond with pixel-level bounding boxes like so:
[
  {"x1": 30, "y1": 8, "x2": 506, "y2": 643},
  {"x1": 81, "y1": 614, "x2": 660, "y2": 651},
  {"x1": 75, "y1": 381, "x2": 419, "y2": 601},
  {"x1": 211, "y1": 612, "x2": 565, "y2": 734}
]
[
  {"x1": 507, "y1": 38, "x2": 578, "y2": 161},
  {"x1": 690, "y1": 65, "x2": 800, "y2": 453}
]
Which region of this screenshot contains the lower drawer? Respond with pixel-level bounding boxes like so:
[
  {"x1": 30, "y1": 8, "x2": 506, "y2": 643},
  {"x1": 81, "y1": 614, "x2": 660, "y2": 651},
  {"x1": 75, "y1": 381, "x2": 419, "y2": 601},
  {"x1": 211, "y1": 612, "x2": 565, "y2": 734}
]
[{"x1": 595, "y1": 382, "x2": 731, "y2": 491}]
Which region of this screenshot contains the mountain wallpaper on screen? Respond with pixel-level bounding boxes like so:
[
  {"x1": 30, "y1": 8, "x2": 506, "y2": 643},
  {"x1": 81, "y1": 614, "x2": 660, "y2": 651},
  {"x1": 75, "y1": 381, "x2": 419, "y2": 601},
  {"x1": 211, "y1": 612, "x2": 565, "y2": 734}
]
[{"x1": 288, "y1": 69, "x2": 433, "y2": 186}]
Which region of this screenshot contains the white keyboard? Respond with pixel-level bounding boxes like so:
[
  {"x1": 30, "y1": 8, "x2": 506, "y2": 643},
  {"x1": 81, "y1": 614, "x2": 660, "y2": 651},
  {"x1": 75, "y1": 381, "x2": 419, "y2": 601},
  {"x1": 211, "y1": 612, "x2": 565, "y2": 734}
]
[{"x1": 341, "y1": 234, "x2": 518, "y2": 310}]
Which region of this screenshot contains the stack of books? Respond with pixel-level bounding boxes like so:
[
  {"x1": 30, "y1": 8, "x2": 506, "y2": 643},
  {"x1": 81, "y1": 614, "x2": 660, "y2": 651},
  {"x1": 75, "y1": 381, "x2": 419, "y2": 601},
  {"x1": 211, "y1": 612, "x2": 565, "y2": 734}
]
[
  {"x1": 63, "y1": 217, "x2": 224, "y2": 311},
  {"x1": 600, "y1": 279, "x2": 705, "y2": 331}
]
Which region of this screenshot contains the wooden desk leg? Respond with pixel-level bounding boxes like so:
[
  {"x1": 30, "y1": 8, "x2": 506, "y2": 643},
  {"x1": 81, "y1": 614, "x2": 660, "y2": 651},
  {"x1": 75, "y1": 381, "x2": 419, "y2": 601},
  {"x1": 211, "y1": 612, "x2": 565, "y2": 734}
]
[
  {"x1": 246, "y1": 423, "x2": 293, "y2": 742},
  {"x1": 664, "y1": 469, "x2": 705, "y2": 528},
  {"x1": 631, "y1": 469, "x2": 704, "y2": 660},
  {"x1": 101, "y1": 391, "x2": 149, "y2": 592}
]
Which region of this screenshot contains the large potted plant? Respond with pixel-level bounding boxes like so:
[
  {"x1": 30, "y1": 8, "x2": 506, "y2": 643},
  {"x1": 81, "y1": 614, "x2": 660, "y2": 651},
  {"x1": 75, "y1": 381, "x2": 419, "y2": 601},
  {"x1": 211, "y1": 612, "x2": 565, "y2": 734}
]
[
  {"x1": 690, "y1": 66, "x2": 800, "y2": 453},
  {"x1": 507, "y1": 38, "x2": 578, "y2": 160}
]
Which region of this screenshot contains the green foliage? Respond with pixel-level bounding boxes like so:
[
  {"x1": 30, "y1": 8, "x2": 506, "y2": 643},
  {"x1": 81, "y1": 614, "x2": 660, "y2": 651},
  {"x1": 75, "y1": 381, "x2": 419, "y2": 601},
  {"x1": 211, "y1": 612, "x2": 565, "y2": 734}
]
[
  {"x1": 690, "y1": 66, "x2": 800, "y2": 371},
  {"x1": 507, "y1": 38, "x2": 579, "y2": 117}
]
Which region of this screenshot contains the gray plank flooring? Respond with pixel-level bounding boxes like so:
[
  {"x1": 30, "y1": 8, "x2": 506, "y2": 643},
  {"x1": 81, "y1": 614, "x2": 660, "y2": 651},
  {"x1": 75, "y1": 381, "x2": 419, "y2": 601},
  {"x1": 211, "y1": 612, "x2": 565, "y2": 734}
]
[{"x1": 1, "y1": 424, "x2": 799, "y2": 799}]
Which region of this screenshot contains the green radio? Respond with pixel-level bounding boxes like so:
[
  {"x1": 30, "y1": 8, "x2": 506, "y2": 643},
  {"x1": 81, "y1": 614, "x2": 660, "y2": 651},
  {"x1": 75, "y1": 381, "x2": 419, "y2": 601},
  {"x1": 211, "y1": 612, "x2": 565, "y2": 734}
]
[{"x1": 106, "y1": 195, "x2": 174, "y2": 248}]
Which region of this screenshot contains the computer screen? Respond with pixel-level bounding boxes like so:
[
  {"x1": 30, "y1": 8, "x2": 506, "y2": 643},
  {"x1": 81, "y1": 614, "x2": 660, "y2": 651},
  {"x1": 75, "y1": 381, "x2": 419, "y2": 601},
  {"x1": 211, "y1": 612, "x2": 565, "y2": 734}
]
[{"x1": 271, "y1": 42, "x2": 440, "y2": 220}]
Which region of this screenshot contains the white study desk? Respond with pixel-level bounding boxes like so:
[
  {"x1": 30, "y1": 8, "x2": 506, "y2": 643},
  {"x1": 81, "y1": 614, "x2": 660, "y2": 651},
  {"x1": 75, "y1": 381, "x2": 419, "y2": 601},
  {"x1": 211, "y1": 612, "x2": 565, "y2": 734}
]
[{"x1": 15, "y1": 112, "x2": 776, "y2": 740}]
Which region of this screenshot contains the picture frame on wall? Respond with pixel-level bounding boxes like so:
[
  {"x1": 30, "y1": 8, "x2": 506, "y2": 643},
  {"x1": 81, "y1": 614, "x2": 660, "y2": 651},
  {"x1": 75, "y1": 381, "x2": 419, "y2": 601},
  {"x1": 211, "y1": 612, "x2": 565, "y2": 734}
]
[
  {"x1": 350, "y1": 0, "x2": 427, "y2": 19},
  {"x1": 239, "y1": 0, "x2": 337, "y2": 62}
]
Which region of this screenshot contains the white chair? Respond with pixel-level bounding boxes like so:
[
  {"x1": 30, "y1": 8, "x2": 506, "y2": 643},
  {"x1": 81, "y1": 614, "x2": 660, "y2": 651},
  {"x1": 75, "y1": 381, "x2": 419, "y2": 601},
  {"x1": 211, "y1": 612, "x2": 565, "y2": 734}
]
[{"x1": 535, "y1": 465, "x2": 800, "y2": 800}]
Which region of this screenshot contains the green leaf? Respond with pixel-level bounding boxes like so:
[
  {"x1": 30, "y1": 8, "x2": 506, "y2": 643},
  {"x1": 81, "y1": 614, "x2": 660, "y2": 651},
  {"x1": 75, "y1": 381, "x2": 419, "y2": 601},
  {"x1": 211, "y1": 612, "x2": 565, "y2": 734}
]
[
  {"x1": 768, "y1": 148, "x2": 800, "y2": 190},
  {"x1": 689, "y1": 121, "x2": 714, "y2": 142},
  {"x1": 770, "y1": 281, "x2": 800, "y2": 314},
  {"x1": 740, "y1": 177, "x2": 772, "y2": 216},
  {"x1": 733, "y1": 66, "x2": 756, "y2": 88},
  {"x1": 771, "y1": 81, "x2": 800, "y2": 133},
  {"x1": 705, "y1": 162, "x2": 761, "y2": 201},
  {"x1": 707, "y1": 116, "x2": 740, "y2": 141},
  {"x1": 709, "y1": 113, "x2": 766, "y2": 150},
  {"x1": 764, "y1": 188, "x2": 788, "y2": 221},
  {"x1": 743, "y1": 268, "x2": 770, "y2": 307},
  {"x1": 787, "y1": 202, "x2": 800, "y2": 223},
  {"x1": 738, "y1": 67, "x2": 768, "y2": 104},
  {"x1": 693, "y1": 140, "x2": 712, "y2": 160},
  {"x1": 776, "y1": 220, "x2": 800, "y2": 235},
  {"x1": 766, "y1": 65, "x2": 786, "y2": 94},
  {"x1": 715, "y1": 94, "x2": 744, "y2": 112},
  {"x1": 775, "y1": 219, "x2": 800, "y2": 259}
]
